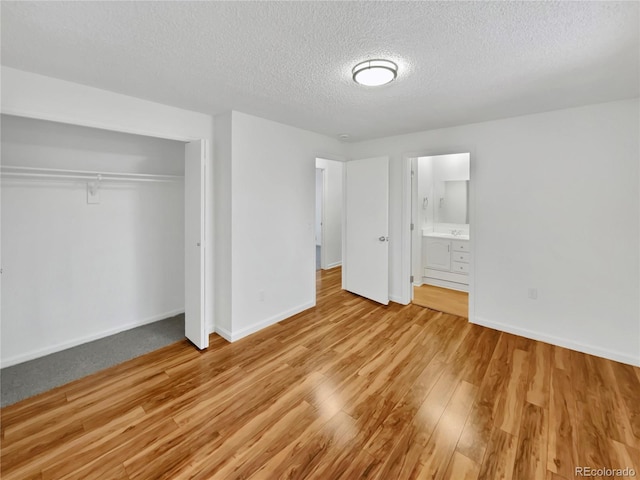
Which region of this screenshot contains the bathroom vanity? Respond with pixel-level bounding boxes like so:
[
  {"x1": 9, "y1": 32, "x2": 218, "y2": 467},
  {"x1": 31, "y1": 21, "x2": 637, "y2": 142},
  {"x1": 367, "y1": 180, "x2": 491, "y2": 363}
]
[{"x1": 422, "y1": 232, "x2": 470, "y2": 292}]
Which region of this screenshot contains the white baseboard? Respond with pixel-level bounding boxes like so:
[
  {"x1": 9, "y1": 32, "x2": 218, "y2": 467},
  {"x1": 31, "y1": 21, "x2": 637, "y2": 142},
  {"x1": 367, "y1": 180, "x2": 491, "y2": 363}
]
[
  {"x1": 214, "y1": 301, "x2": 315, "y2": 343},
  {"x1": 422, "y1": 278, "x2": 469, "y2": 292},
  {"x1": 389, "y1": 294, "x2": 409, "y2": 305},
  {"x1": 1, "y1": 308, "x2": 185, "y2": 369},
  {"x1": 326, "y1": 261, "x2": 342, "y2": 269},
  {"x1": 214, "y1": 325, "x2": 233, "y2": 342},
  {"x1": 472, "y1": 316, "x2": 640, "y2": 367}
]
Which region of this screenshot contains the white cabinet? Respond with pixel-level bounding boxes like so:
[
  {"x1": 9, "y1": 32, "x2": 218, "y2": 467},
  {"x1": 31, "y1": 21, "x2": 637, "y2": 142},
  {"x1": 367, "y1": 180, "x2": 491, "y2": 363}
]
[
  {"x1": 422, "y1": 236, "x2": 470, "y2": 291},
  {"x1": 452, "y1": 240, "x2": 470, "y2": 253},
  {"x1": 423, "y1": 238, "x2": 451, "y2": 271}
]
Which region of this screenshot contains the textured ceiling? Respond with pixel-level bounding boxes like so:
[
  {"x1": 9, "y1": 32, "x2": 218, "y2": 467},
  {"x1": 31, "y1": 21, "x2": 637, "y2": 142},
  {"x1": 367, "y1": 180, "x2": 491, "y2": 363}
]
[{"x1": 2, "y1": 1, "x2": 638, "y2": 141}]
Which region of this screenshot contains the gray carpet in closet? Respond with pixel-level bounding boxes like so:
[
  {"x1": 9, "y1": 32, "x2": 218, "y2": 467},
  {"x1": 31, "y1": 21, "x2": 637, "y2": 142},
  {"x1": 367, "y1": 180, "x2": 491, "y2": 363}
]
[{"x1": 1, "y1": 314, "x2": 184, "y2": 407}]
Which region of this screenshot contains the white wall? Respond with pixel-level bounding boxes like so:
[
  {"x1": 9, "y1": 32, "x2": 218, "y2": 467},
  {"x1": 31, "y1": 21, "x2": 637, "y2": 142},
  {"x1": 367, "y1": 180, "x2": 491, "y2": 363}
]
[
  {"x1": 348, "y1": 99, "x2": 640, "y2": 366},
  {"x1": 214, "y1": 111, "x2": 346, "y2": 341},
  {"x1": 1, "y1": 67, "x2": 216, "y2": 334},
  {"x1": 1, "y1": 116, "x2": 185, "y2": 366},
  {"x1": 1, "y1": 114, "x2": 185, "y2": 174},
  {"x1": 316, "y1": 158, "x2": 343, "y2": 268}
]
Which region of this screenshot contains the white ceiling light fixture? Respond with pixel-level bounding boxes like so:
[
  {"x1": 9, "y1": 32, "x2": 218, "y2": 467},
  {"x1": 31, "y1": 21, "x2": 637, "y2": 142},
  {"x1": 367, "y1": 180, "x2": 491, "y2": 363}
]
[{"x1": 352, "y1": 59, "x2": 398, "y2": 87}]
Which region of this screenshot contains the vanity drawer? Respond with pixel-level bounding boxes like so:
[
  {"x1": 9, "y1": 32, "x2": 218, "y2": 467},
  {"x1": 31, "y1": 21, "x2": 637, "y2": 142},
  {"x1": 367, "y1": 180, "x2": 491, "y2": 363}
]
[
  {"x1": 452, "y1": 252, "x2": 470, "y2": 263},
  {"x1": 452, "y1": 261, "x2": 469, "y2": 274},
  {"x1": 452, "y1": 240, "x2": 469, "y2": 253}
]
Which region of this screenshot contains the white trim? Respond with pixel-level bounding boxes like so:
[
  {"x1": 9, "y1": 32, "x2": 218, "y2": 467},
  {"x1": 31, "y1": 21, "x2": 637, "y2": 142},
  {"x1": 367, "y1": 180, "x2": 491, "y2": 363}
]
[
  {"x1": 389, "y1": 294, "x2": 408, "y2": 305},
  {"x1": 341, "y1": 163, "x2": 348, "y2": 290},
  {"x1": 0, "y1": 309, "x2": 185, "y2": 368},
  {"x1": 424, "y1": 268, "x2": 469, "y2": 284},
  {"x1": 472, "y1": 316, "x2": 640, "y2": 367},
  {"x1": 214, "y1": 325, "x2": 233, "y2": 342},
  {"x1": 215, "y1": 301, "x2": 315, "y2": 343},
  {"x1": 319, "y1": 167, "x2": 327, "y2": 269},
  {"x1": 422, "y1": 277, "x2": 469, "y2": 292},
  {"x1": 326, "y1": 261, "x2": 342, "y2": 269},
  {"x1": 400, "y1": 155, "x2": 412, "y2": 305}
]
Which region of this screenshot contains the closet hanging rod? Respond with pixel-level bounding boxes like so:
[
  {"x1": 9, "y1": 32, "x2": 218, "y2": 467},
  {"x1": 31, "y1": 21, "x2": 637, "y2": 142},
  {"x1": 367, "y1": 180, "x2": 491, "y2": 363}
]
[
  {"x1": 1, "y1": 165, "x2": 183, "y2": 181},
  {"x1": 0, "y1": 172, "x2": 181, "y2": 183}
]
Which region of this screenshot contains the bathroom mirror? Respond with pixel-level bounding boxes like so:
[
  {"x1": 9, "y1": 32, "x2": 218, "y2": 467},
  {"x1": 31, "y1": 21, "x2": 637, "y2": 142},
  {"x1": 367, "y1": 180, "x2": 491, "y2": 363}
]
[{"x1": 437, "y1": 180, "x2": 468, "y2": 224}]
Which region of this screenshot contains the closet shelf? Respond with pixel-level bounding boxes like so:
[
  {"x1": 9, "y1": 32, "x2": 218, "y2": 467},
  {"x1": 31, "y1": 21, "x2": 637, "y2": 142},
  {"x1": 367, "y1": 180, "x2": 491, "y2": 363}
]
[{"x1": 0, "y1": 165, "x2": 184, "y2": 182}]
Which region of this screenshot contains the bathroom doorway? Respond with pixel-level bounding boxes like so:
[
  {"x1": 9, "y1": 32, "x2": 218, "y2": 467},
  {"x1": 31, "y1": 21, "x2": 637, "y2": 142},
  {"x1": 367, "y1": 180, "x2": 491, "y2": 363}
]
[{"x1": 409, "y1": 153, "x2": 471, "y2": 318}]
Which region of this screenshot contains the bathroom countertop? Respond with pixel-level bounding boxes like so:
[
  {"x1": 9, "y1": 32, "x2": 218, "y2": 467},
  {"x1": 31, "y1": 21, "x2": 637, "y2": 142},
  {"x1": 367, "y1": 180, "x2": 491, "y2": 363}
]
[{"x1": 422, "y1": 232, "x2": 470, "y2": 241}]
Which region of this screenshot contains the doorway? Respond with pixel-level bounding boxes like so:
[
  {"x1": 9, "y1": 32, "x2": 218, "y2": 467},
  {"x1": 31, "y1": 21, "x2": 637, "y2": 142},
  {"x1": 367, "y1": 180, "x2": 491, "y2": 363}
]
[
  {"x1": 314, "y1": 158, "x2": 344, "y2": 273},
  {"x1": 410, "y1": 153, "x2": 471, "y2": 317}
]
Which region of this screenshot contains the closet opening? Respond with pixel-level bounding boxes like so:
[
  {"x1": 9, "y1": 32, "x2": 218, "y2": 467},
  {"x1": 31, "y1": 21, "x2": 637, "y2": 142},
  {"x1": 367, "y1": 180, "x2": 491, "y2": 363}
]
[{"x1": 0, "y1": 114, "x2": 206, "y2": 406}]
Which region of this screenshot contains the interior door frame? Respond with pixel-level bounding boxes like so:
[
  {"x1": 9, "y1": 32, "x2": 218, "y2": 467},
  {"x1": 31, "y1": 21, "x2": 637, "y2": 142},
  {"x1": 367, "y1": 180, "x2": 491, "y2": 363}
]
[
  {"x1": 315, "y1": 166, "x2": 327, "y2": 270},
  {"x1": 4, "y1": 109, "x2": 211, "y2": 348},
  {"x1": 401, "y1": 148, "x2": 476, "y2": 322}
]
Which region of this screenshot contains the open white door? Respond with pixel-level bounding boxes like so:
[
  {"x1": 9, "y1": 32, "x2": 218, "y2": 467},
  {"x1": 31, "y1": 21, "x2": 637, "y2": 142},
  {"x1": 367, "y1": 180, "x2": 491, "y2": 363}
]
[
  {"x1": 184, "y1": 140, "x2": 208, "y2": 349},
  {"x1": 343, "y1": 156, "x2": 389, "y2": 304}
]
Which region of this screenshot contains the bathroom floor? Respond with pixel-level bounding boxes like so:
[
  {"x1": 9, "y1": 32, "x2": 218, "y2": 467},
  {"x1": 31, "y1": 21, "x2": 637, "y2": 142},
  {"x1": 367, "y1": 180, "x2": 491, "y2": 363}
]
[{"x1": 413, "y1": 284, "x2": 468, "y2": 318}]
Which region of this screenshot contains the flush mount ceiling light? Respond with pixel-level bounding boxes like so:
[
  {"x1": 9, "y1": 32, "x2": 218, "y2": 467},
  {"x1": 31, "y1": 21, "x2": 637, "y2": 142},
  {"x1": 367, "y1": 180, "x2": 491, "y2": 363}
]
[{"x1": 352, "y1": 59, "x2": 398, "y2": 86}]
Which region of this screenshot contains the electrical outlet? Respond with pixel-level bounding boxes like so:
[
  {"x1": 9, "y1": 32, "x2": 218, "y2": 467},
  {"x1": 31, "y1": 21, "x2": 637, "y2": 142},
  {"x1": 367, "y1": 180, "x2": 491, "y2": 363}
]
[
  {"x1": 528, "y1": 288, "x2": 538, "y2": 300},
  {"x1": 259, "y1": 290, "x2": 265, "y2": 302}
]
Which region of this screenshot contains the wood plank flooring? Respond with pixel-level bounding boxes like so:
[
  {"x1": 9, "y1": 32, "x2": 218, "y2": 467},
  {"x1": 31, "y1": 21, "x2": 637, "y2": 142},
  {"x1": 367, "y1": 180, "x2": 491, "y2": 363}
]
[
  {"x1": 2, "y1": 267, "x2": 639, "y2": 479},
  {"x1": 413, "y1": 284, "x2": 469, "y2": 318}
]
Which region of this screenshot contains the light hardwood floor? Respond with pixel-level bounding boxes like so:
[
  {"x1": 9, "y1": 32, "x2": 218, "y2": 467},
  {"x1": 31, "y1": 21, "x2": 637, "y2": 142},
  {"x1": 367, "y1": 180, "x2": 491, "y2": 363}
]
[
  {"x1": 413, "y1": 284, "x2": 469, "y2": 318},
  {"x1": 2, "y1": 267, "x2": 639, "y2": 479}
]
